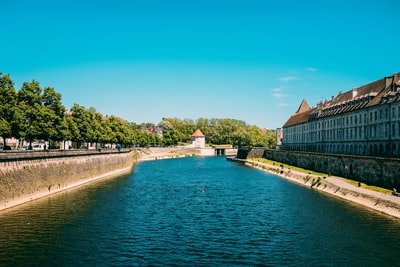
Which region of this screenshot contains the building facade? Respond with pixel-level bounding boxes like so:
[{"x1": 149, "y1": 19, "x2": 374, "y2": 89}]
[{"x1": 282, "y1": 73, "x2": 400, "y2": 157}]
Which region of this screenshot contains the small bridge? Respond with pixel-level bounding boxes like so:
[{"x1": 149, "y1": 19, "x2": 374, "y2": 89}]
[{"x1": 214, "y1": 146, "x2": 237, "y2": 156}]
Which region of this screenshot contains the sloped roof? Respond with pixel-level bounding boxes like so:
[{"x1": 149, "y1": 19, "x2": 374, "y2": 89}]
[
  {"x1": 283, "y1": 73, "x2": 400, "y2": 128},
  {"x1": 296, "y1": 99, "x2": 311, "y2": 113},
  {"x1": 192, "y1": 129, "x2": 205, "y2": 137},
  {"x1": 283, "y1": 107, "x2": 316, "y2": 128},
  {"x1": 283, "y1": 99, "x2": 312, "y2": 127}
]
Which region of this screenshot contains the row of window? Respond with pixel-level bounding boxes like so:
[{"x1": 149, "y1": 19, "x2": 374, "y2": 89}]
[
  {"x1": 284, "y1": 142, "x2": 400, "y2": 157},
  {"x1": 285, "y1": 122, "x2": 400, "y2": 143},
  {"x1": 283, "y1": 104, "x2": 400, "y2": 157},
  {"x1": 318, "y1": 107, "x2": 400, "y2": 130}
]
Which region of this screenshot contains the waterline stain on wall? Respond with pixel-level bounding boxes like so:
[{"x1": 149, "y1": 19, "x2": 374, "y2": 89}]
[{"x1": 0, "y1": 150, "x2": 136, "y2": 211}]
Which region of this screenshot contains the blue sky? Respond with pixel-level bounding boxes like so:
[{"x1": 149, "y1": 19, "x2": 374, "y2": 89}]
[{"x1": 1, "y1": 0, "x2": 399, "y2": 129}]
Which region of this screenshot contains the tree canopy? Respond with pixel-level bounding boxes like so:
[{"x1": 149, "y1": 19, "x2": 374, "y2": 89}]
[
  {"x1": 158, "y1": 117, "x2": 276, "y2": 148},
  {"x1": 0, "y1": 72, "x2": 276, "y2": 149}
]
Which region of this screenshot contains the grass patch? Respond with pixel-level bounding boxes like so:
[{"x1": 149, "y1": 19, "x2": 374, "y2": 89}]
[
  {"x1": 254, "y1": 158, "x2": 328, "y2": 177},
  {"x1": 343, "y1": 179, "x2": 392, "y2": 195},
  {"x1": 253, "y1": 158, "x2": 393, "y2": 195}
]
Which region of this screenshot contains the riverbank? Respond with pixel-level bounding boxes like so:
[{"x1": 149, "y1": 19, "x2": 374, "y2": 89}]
[
  {"x1": 0, "y1": 150, "x2": 135, "y2": 212},
  {"x1": 136, "y1": 147, "x2": 200, "y2": 161},
  {"x1": 136, "y1": 146, "x2": 238, "y2": 160},
  {"x1": 0, "y1": 166, "x2": 133, "y2": 212},
  {"x1": 229, "y1": 157, "x2": 400, "y2": 220}
]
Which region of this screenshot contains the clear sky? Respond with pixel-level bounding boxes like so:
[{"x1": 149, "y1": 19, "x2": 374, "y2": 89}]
[{"x1": 1, "y1": 0, "x2": 399, "y2": 129}]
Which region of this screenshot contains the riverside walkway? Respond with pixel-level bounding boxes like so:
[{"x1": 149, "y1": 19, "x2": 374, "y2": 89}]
[{"x1": 230, "y1": 157, "x2": 400, "y2": 219}]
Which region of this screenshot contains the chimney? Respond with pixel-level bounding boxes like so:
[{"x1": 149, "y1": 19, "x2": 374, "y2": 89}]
[
  {"x1": 352, "y1": 88, "x2": 357, "y2": 98},
  {"x1": 385, "y1": 75, "x2": 393, "y2": 89},
  {"x1": 394, "y1": 73, "x2": 400, "y2": 84}
]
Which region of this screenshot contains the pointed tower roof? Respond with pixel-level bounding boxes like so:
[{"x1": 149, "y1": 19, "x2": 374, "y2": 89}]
[
  {"x1": 296, "y1": 99, "x2": 311, "y2": 113},
  {"x1": 192, "y1": 129, "x2": 204, "y2": 137}
]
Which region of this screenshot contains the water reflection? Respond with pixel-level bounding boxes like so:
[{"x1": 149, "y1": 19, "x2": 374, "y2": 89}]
[{"x1": 0, "y1": 157, "x2": 399, "y2": 266}]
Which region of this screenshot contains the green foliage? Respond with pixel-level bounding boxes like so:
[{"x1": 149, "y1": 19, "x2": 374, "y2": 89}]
[
  {"x1": 343, "y1": 179, "x2": 392, "y2": 194},
  {"x1": 158, "y1": 117, "x2": 276, "y2": 148},
  {"x1": 1, "y1": 71, "x2": 276, "y2": 149},
  {"x1": 0, "y1": 73, "x2": 19, "y2": 145}
]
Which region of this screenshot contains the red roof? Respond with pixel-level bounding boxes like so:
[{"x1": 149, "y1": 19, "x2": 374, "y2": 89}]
[{"x1": 192, "y1": 129, "x2": 204, "y2": 137}]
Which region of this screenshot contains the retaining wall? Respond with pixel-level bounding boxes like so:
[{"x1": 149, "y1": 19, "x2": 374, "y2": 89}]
[
  {"x1": 0, "y1": 150, "x2": 136, "y2": 210},
  {"x1": 239, "y1": 148, "x2": 400, "y2": 190}
]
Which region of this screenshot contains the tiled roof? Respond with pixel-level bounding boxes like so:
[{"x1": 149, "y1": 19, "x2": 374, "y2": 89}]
[
  {"x1": 283, "y1": 107, "x2": 316, "y2": 127},
  {"x1": 192, "y1": 129, "x2": 205, "y2": 137},
  {"x1": 283, "y1": 73, "x2": 400, "y2": 128},
  {"x1": 296, "y1": 99, "x2": 310, "y2": 113}
]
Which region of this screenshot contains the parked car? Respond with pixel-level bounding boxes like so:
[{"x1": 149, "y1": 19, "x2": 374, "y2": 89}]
[{"x1": 32, "y1": 144, "x2": 45, "y2": 150}]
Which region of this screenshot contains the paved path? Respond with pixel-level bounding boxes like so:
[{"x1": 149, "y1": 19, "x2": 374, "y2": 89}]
[
  {"x1": 237, "y1": 158, "x2": 400, "y2": 218},
  {"x1": 325, "y1": 175, "x2": 400, "y2": 205}
]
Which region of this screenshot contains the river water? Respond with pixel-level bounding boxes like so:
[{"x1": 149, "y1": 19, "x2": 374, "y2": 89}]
[{"x1": 0, "y1": 156, "x2": 399, "y2": 266}]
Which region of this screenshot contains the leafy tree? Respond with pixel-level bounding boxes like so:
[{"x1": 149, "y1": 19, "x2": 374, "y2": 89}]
[
  {"x1": 70, "y1": 104, "x2": 94, "y2": 148},
  {"x1": 43, "y1": 87, "x2": 65, "y2": 118},
  {"x1": 159, "y1": 117, "x2": 276, "y2": 148},
  {"x1": 17, "y1": 81, "x2": 45, "y2": 147},
  {"x1": 0, "y1": 73, "x2": 18, "y2": 148},
  {"x1": 18, "y1": 80, "x2": 42, "y2": 106},
  {"x1": 16, "y1": 81, "x2": 67, "y2": 148},
  {"x1": 87, "y1": 108, "x2": 103, "y2": 146},
  {"x1": 57, "y1": 113, "x2": 79, "y2": 149},
  {"x1": 162, "y1": 128, "x2": 179, "y2": 146},
  {"x1": 99, "y1": 117, "x2": 114, "y2": 145},
  {"x1": 42, "y1": 87, "x2": 65, "y2": 144},
  {"x1": 232, "y1": 128, "x2": 252, "y2": 147},
  {"x1": 106, "y1": 116, "x2": 129, "y2": 146},
  {"x1": 43, "y1": 87, "x2": 65, "y2": 142},
  {"x1": 157, "y1": 118, "x2": 173, "y2": 133},
  {"x1": 158, "y1": 118, "x2": 180, "y2": 146}
]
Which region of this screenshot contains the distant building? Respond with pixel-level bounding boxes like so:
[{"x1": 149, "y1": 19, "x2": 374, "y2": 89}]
[
  {"x1": 276, "y1": 128, "x2": 283, "y2": 149},
  {"x1": 191, "y1": 129, "x2": 205, "y2": 148},
  {"x1": 282, "y1": 73, "x2": 400, "y2": 157}
]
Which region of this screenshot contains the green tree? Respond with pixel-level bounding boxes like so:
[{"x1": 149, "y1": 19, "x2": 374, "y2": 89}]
[
  {"x1": 162, "y1": 128, "x2": 179, "y2": 146},
  {"x1": 57, "y1": 113, "x2": 79, "y2": 149},
  {"x1": 70, "y1": 104, "x2": 94, "y2": 148},
  {"x1": 87, "y1": 107, "x2": 103, "y2": 146},
  {"x1": 17, "y1": 80, "x2": 45, "y2": 147},
  {"x1": 99, "y1": 117, "x2": 114, "y2": 146},
  {"x1": 0, "y1": 73, "x2": 19, "y2": 148},
  {"x1": 106, "y1": 116, "x2": 130, "y2": 146},
  {"x1": 17, "y1": 81, "x2": 66, "y2": 148},
  {"x1": 158, "y1": 118, "x2": 180, "y2": 146},
  {"x1": 42, "y1": 87, "x2": 65, "y2": 145},
  {"x1": 232, "y1": 128, "x2": 252, "y2": 147}
]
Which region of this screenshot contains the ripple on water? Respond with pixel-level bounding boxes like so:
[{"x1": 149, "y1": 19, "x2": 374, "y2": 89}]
[{"x1": 0, "y1": 157, "x2": 400, "y2": 266}]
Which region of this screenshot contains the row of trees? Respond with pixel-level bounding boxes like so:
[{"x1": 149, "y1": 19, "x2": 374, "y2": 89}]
[
  {"x1": 158, "y1": 117, "x2": 276, "y2": 147},
  {"x1": 0, "y1": 72, "x2": 276, "y2": 149}
]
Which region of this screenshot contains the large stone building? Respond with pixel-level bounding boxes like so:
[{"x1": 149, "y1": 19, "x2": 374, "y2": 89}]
[{"x1": 282, "y1": 73, "x2": 400, "y2": 157}]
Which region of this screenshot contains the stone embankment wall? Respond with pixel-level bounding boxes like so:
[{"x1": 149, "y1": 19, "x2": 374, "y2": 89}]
[
  {"x1": 0, "y1": 149, "x2": 136, "y2": 210},
  {"x1": 239, "y1": 148, "x2": 400, "y2": 190}
]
